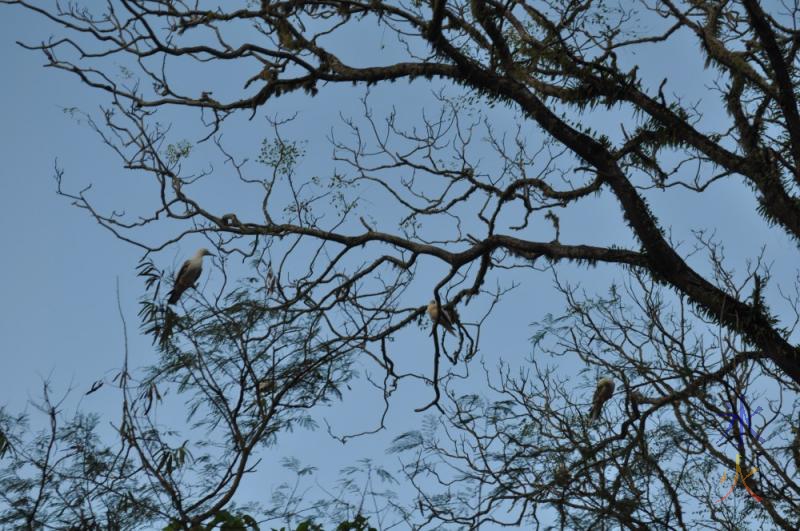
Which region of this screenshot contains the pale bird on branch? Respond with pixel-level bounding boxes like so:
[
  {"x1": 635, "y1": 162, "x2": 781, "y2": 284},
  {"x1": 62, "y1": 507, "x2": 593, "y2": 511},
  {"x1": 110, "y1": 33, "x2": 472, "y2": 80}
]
[
  {"x1": 588, "y1": 376, "x2": 615, "y2": 424},
  {"x1": 168, "y1": 248, "x2": 214, "y2": 305},
  {"x1": 257, "y1": 377, "x2": 275, "y2": 394},
  {"x1": 427, "y1": 299, "x2": 458, "y2": 334}
]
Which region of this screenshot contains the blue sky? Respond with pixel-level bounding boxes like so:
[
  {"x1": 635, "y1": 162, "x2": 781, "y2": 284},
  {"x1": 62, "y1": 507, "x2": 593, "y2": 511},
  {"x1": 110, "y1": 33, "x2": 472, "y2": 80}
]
[{"x1": 1, "y1": 2, "x2": 797, "y2": 529}]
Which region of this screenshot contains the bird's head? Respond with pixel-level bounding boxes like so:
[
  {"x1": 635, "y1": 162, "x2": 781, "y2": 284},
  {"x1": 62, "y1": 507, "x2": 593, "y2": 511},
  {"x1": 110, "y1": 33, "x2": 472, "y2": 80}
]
[
  {"x1": 197, "y1": 248, "x2": 215, "y2": 258},
  {"x1": 598, "y1": 376, "x2": 615, "y2": 390}
]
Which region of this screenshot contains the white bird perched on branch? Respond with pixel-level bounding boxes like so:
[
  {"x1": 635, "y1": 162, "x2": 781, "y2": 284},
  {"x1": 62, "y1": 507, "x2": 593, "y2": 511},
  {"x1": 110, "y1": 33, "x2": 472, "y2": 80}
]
[
  {"x1": 588, "y1": 376, "x2": 615, "y2": 424},
  {"x1": 427, "y1": 299, "x2": 458, "y2": 334},
  {"x1": 168, "y1": 248, "x2": 214, "y2": 305}
]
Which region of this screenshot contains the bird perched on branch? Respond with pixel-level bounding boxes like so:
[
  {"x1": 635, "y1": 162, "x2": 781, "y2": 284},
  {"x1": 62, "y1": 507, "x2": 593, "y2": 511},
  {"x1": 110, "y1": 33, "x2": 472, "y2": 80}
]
[
  {"x1": 427, "y1": 299, "x2": 458, "y2": 334},
  {"x1": 588, "y1": 376, "x2": 615, "y2": 424},
  {"x1": 553, "y1": 463, "x2": 570, "y2": 487},
  {"x1": 168, "y1": 248, "x2": 214, "y2": 305},
  {"x1": 257, "y1": 375, "x2": 275, "y2": 394}
]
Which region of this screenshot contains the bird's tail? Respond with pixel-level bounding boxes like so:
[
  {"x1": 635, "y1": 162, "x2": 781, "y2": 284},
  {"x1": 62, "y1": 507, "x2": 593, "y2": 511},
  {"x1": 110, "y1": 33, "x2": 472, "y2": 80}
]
[
  {"x1": 588, "y1": 403, "x2": 602, "y2": 424},
  {"x1": 167, "y1": 289, "x2": 180, "y2": 305}
]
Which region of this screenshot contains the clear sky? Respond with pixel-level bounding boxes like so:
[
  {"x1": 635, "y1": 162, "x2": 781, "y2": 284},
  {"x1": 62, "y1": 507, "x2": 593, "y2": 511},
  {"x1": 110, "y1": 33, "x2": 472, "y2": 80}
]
[{"x1": 1, "y1": 3, "x2": 797, "y2": 529}]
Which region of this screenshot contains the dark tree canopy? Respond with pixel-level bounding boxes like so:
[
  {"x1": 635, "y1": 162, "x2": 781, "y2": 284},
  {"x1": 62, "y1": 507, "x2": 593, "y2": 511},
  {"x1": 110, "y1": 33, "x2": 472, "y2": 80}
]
[{"x1": 2, "y1": 0, "x2": 800, "y2": 529}]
